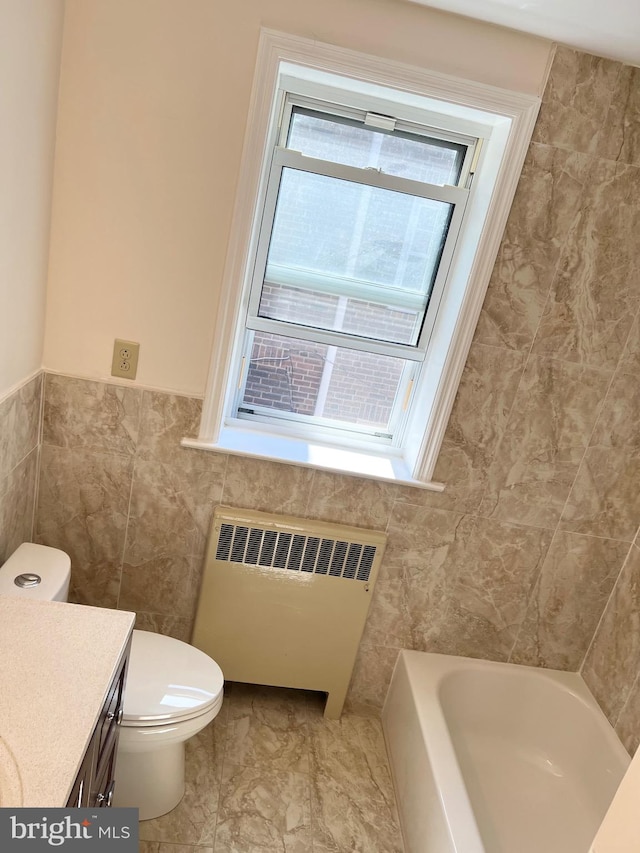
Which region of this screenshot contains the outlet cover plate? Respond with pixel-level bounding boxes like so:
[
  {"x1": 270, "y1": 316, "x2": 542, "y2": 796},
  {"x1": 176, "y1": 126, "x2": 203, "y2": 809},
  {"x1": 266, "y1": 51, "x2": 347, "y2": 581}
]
[{"x1": 111, "y1": 339, "x2": 140, "y2": 380}]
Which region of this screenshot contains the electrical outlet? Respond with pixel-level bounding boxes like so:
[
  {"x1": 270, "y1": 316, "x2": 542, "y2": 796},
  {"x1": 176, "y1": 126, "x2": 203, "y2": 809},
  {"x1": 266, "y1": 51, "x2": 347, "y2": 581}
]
[{"x1": 111, "y1": 339, "x2": 140, "y2": 380}]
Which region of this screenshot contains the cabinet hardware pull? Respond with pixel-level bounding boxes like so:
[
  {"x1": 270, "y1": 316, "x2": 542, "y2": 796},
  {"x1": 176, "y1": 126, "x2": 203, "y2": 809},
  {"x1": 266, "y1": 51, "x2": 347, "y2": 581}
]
[{"x1": 96, "y1": 780, "x2": 116, "y2": 808}]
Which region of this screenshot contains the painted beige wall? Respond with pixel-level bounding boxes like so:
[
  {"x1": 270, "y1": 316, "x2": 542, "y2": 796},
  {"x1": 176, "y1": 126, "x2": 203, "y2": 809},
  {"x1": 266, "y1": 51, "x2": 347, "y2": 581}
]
[
  {"x1": 44, "y1": 0, "x2": 552, "y2": 395},
  {"x1": 0, "y1": 0, "x2": 64, "y2": 398}
]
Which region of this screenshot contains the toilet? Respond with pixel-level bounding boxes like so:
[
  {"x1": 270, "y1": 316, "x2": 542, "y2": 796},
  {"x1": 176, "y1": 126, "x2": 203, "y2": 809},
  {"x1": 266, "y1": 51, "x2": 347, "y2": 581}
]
[
  {"x1": 113, "y1": 628, "x2": 223, "y2": 819},
  {"x1": 0, "y1": 542, "x2": 224, "y2": 820}
]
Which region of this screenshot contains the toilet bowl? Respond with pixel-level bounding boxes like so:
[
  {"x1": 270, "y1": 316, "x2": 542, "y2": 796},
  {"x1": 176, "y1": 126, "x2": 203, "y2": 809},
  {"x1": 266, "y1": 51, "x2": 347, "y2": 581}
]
[
  {"x1": 0, "y1": 543, "x2": 224, "y2": 820},
  {"x1": 113, "y1": 628, "x2": 224, "y2": 819}
]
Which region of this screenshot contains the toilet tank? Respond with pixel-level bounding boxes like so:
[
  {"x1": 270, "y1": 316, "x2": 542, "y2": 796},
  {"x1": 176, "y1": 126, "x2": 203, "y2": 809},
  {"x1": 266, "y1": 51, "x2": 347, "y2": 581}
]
[{"x1": 0, "y1": 543, "x2": 71, "y2": 602}]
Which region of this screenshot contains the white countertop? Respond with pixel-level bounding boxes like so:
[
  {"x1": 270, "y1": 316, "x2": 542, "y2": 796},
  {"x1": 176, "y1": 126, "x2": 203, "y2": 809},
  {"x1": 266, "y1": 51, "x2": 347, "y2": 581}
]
[{"x1": 0, "y1": 597, "x2": 134, "y2": 806}]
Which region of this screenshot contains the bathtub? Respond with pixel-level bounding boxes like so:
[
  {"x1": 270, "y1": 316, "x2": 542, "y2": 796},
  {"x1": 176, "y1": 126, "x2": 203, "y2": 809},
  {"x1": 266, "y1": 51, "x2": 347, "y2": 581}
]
[{"x1": 382, "y1": 651, "x2": 630, "y2": 853}]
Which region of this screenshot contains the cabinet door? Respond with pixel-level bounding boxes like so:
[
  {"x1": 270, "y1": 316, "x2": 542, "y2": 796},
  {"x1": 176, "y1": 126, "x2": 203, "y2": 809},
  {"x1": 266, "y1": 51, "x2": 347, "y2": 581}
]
[
  {"x1": 67, "y1": 640, "x2": 130, "y2": 808},
  {"x1": 91, "y1": 736, "x2": 118, "y2": 808},
  {"x1": 96, "y1": 660, "x2": 126, "y2": 771},
  {"x1": 66, "y1": 746, "x2": 93, "y2": 808}
]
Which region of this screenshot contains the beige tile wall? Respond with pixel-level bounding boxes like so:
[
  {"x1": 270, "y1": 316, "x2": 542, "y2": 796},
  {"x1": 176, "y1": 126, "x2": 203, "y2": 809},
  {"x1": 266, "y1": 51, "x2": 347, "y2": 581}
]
[
  {"x1": 29, "y1": 47, "x2": 640, "y2": 747},
  {"x1": 0, "y1": 374, "x2": 41, "y2": 564}
]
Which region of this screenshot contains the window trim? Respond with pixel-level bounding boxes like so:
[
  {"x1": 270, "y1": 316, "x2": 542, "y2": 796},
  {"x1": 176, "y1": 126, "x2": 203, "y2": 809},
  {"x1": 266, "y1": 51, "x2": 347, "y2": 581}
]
[{"x1": 187, "y1": 29, "x2": 541, "y2": 488}]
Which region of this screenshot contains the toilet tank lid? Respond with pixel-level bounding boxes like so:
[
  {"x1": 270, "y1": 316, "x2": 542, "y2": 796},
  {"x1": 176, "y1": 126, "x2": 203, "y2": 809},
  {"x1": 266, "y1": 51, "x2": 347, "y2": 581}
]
[
  {"x1": 122, "y1": 629, "x2": 224, "y2": 723},
  {"x1": 0, "y1": 543, "x2": 71, "y2": 600}
]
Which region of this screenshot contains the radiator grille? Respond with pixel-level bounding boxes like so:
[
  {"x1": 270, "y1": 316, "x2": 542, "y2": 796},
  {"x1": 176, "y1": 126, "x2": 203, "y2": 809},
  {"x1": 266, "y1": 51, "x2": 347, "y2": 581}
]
[{"x1": 216, "y1": 522, "x2": 377, "y2": 582}]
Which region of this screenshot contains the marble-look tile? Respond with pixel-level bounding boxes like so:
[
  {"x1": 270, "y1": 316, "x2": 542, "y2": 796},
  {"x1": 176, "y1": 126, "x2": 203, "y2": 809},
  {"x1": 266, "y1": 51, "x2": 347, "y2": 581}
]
[
  {"x1": 614, "y1": 674, "x2": 640, "y2": 756},
  {"x1": 360, "y1": 579, "x2": 412, "y2": 650},
  {"x1": 382, "y1": 502, "x2": 463, "y2": 581},
  {"x1": 582, "y1": 544, "x2": 640, "y2": 723},
  {"x1": 598, "y1": 64, "x2": 640, "y2": 166},
  {"x1": 222, "y1": 455, "x2": 315, "y2": 517},
  {"x1": 309, "y1": 714, "x2": 376, "y2": 785},
  {"x1": 532, "y1": 160, "x2": 640, "y2": 370},
  {"x1": 510, "y1": 532, "x2": 629, "y2": 670},
  {"x1": 140, "y1": 723, "x2": 221, "y2": 846},
  {"x1": 0, "y1": 449, "x2": 38, "y2": 563},
  {"x1": 132, "y1": 611, "x2": 193, "y2": 643},
  {"x1": 560, "y1": 447, "x2": 640, "y2": 542},
  {"x1": 226, "y1": 682, "x2": 323, "y2": 720},
  {"x1": 136, "y1": 683, "x2": 403, "y2": 853},
  {"x1": 139, "y1": 845, "x2": 213, "y2": 853},
  {"x1": 0, "y1": 373, "x2": 42, "y2": 483},
  {"x1": 617, "y1": 308, "x2": 640, "y2": 375},
  {"x1": 424, "y1": 344, "x2": 526, "y2": 514},
  {"x1": 137, "y1": 390, "x2": 206, "y2": 463},
  {"x1": 43, "y1": 373, "x2": 141, "y2": 454},
  {"x1": 478, "y1": 356, "x2": 611, "y2": 529},
  {"x1": 305, "y1": 470, "x2": 398, "y2": 530},
  {"x1": 310, "y1": 716, "x2": 402, "y2": 853},
  {"x1": 224, "y1": 685, "x2": 311, "y2": 774},
  {"x1": 353, "y1": 716, "x2": 392, "y2": 774},
  {"x1": 402, "y1": 574, "x2": 452, "y2": 654},
  {"x1": 416, "y1": 516, "x2": 552, "y2": 661},
  {"x1": 416, "y1": 439, "x2": 489, "y2": 515},
  {"x1": 345, "y1": 645, "x2": 399, "y2": 715},
  {"x1": 119, "y1": 555, "x2": 201, "y2": 620},
  {"x1": 475, "y1": 146, "x2": 591, "y2": 351},
  {"x1": 378, "y1": 504, "x2": 462, "y2": 655},
  {"x1": 532, "y1": 46, "x2": 620, "y2": 154},
  {"x1": 124, "y1": 458, "x2": 225, "y2": 565},
  {"x1": 589, "y1": 370, "x2": 640, "y2": 454},
  {"x1": 213, "y1": 763, "x2": 311, "y2": 852},
  {"x1": 36, "y1": 444, "x2": 133, "y2": 608},
  {"x1": 311, "y1": 714, "x2": 397, "y2": 817}
]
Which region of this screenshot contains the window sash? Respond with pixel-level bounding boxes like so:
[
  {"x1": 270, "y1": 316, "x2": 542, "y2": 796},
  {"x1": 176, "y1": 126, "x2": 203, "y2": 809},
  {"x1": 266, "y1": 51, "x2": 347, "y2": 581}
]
[
  {"x1": 246, "y1": 147, "x2": 469, "y2": 360},
  {"x1": 233, "y1": 329, "x2": 417, "y2": 445},
  {"x1": 279, "y1": 94, "x2": 480, "y2": 187}
]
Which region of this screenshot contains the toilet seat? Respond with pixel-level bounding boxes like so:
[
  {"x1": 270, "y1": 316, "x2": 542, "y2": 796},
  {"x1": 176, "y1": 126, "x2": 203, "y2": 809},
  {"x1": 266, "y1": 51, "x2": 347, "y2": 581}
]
[{"x1": 121, "y1": 629, "x2": 224, "y2": 727}]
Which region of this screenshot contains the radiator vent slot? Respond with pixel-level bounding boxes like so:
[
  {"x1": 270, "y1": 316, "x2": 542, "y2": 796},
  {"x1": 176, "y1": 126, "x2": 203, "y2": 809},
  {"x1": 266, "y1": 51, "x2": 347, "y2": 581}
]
[{"x1": 216, "y1": 521, "x2": 377, "y2": 582}]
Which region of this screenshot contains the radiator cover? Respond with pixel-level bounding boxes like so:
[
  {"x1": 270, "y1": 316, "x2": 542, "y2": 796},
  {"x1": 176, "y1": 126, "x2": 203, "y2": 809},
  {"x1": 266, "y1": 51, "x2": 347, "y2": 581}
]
[{"x1": 192, "y1": 505, "x2": 386, "y2": 718}]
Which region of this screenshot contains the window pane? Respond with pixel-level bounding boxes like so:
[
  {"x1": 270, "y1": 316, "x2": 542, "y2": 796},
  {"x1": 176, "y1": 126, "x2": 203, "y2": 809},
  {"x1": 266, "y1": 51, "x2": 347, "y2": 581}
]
[
  {"x1": 288, "y1": 109, "x2": 465, "y2": 185},
  {"x1": 240, "y1": 331, "x2": 408, "y2": 433},
  {"x1": 260, "y1": 168, "x2": 453, "y2": 346},
  {"x1": 260, "y1": 283, "x2": 421, "y2": 345}
]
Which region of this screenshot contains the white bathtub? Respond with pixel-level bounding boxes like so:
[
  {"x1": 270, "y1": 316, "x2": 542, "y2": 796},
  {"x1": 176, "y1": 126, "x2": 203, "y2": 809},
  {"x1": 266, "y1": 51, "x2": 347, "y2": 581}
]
[{"x1": 382, "y1": 651, "x2": 630, "y2": 853}]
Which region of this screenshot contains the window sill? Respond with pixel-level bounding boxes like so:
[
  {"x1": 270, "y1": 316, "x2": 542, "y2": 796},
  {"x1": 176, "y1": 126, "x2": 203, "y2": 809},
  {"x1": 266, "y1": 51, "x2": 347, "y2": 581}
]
[{"x1": 181, "y1": 426, "x2": 444, "y2": 491}]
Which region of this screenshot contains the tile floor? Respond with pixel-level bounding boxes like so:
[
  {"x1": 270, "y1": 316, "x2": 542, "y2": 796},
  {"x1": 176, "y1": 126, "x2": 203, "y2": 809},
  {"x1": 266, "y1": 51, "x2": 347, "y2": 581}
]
[{"x1": 138, "y1": 683, "x2": 404, "y2": 853}]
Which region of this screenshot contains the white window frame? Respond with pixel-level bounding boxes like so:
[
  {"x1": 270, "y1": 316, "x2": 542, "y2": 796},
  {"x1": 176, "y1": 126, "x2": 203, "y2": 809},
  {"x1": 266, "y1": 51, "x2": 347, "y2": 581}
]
[
  {"x1": 238, "y1": 99, "x2": 473, "y2": 447},
  {"x1": 183, "y1": 29, "x2": 541, "y2": 489}
]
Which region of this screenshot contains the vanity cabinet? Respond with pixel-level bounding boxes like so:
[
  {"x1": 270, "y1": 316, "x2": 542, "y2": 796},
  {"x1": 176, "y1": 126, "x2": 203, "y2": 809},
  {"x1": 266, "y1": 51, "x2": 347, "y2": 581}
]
[{"x1": 67, "y1": 641, "x2": 130, "y2": 808}]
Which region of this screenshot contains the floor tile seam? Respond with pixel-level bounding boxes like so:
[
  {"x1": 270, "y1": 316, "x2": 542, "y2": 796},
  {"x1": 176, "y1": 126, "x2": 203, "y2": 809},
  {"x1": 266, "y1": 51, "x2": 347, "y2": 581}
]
[
  {"x1": 309, "y1": 756, "x2": 396, "y2": 806},
  {"x1": 353, "y1": 726, "x2": 391, "y2": 776},
  {"x1": 220, "y1": 752, "x2": 313, "y2": 778},
  {"x1": 213, "y1": 764, "x2": 315, "y2": 851},
  {"x1": 222, "y1": 756, "x2": 313, "y2": 777},
  {"x1": 308, "y1": 773, "x2": 401, "y2": 853}
]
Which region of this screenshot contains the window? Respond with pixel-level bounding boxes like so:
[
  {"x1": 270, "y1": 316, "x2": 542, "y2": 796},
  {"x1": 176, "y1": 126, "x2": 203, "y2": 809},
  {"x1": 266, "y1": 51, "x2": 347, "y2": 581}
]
[
  {"x1": 236, "y1": 99, "x2": 474, "y2": 449},
  {"x1": 186, "y1": 31, "x2": 540, "y2": 487}
]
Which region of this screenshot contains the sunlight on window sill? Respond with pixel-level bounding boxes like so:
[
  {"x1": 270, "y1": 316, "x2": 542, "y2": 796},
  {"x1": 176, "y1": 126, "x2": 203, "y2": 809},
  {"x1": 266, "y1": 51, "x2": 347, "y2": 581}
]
[{"x1": 181, "y1": 426, "x2": 445, "y2": 491}]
